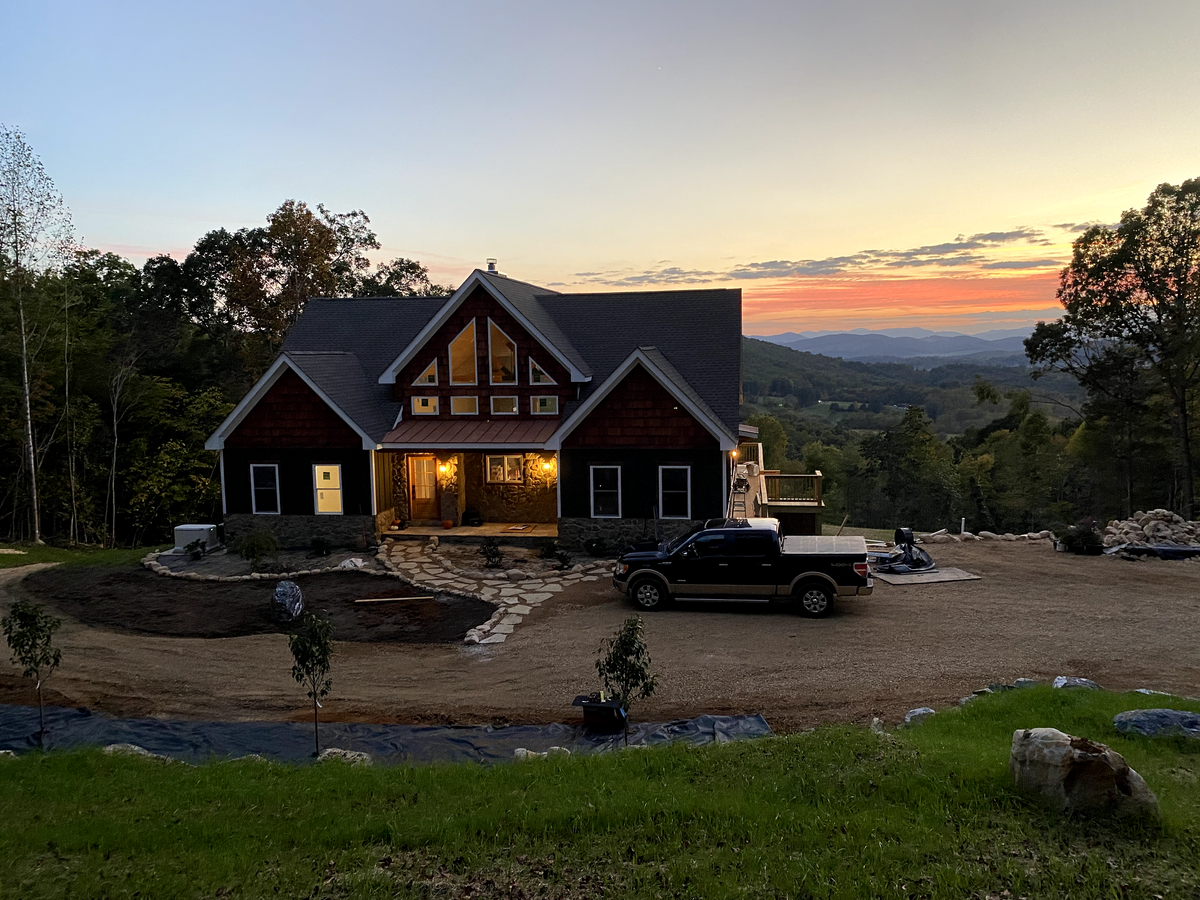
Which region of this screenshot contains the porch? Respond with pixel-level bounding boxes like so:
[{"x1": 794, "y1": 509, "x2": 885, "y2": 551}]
[
  {"x1": 384, "y1": 520, "x2": 559, "y2": 547},
  {"x1": 374, "y1": 448, "x2": 558, "y2": 533}
]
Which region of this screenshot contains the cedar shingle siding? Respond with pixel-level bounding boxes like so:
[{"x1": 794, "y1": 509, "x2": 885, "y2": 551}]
[
  {"x1": 226, "y1": 370, "x2": 361, "y2": 449},
  {"x1": 563, "y1": 365, "x2": 718, "y2": 449}
]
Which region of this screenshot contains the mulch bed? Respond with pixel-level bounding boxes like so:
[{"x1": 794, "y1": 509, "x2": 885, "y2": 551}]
[{"x1": 19, "y1": 568, "x2": 494, "y2": 644}]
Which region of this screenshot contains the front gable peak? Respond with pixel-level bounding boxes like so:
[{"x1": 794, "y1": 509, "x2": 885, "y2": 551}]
[{"x1": 378, "y1": 270, "x2": 590, "y2": 384}]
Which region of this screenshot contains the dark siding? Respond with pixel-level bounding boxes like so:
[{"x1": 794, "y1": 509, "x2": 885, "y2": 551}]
[
  {"x1": 226, "y1": 369, "x2": 362, "y2": 449},
  {"x1": 559, "y1": 449, "x2": 725, "y2": 520},
  {"x1": 224, "y1": 449, "x2": 372, "y2": 516},
  {"x1": 562, "y1": 365, "x2": 718, "y2": 449}
]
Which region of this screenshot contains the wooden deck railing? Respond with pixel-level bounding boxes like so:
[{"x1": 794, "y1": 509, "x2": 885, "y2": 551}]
[{"x1": 764, "y1": 471, "x2": 823, "y2": 506}]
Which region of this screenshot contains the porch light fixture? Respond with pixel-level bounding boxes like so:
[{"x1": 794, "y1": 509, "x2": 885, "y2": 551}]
[
  {"x1": 438, "y1": 463, "x2": 448, "y2": 473},
  {"x1": 542, "y1": 461, "x2": 552, "y2": 471}
]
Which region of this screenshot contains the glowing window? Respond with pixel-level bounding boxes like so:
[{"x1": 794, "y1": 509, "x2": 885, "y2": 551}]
[
  {"x1": 413, "y1": 360, "x2": 437, "y2": 386},
  {"x1": 450, "y1": 396, "x2": 478, "y2": 415},
  {"x1": 531, "y1": 396, "x2": 558, "y2": 415},
  {"x1": 489, "y1": 319, "x2": 517, "y2": 384},
  {"x1": 486, "y1": 454, "x2": 524, "y2": 484},
  {"x1": 491, "y1": 396, "x2": 518, "y2": 415},
  {"x1": 314, "y1": 464, "x2": 343, "y2": 515},
  {"x1": 529, "y1": 359, "x2": 557, "y2": 385},
  {"x1": 449, "y1": 320, "x2": 477, "y2": 385},
  {"x1": 412, "y1": 396, "x2": 438, "y2": 415}
]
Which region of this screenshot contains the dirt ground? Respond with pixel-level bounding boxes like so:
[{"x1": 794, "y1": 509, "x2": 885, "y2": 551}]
[
  {"x1": 16, "y1": 568, "x2": 493, "y2": 643},
  {"x1": 2, "y1": 541, "x2": 1199, "y2": 734}
]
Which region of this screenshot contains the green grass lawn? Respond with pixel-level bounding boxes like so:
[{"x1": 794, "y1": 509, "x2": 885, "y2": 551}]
[
  {"x1": 0, "y1": 544, "x2": 166, "y2": 570},
  {"x1": 2, "y1": 688, "x2": 1198, "y2": 898}
]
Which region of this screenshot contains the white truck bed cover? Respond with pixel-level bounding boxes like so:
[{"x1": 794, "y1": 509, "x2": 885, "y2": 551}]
[{"x1": 782, "y1": 535, "x2": 869, "y2": 556}]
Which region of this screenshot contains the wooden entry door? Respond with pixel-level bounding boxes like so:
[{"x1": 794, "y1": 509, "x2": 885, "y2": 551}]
[{"x1": 408, "y1": 455, "x2": 438, "y2": 520}]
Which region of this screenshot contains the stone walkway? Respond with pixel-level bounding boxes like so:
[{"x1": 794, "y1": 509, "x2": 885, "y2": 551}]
[{"x1": 379, "y1": 539, "x2": 614, "y2": 645}]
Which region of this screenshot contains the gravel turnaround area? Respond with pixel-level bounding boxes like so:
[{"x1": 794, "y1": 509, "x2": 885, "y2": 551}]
[{"x1": 1, "y1": 541, "x2": 1198, "y2": 733}]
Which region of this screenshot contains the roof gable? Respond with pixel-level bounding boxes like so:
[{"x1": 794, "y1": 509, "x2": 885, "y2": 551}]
[
  {"x1": 547, "y1": 347, "x2": 737, "y2": 451},
  {"x1": 378, "y1": 270, "x2": 591, "y2": 384}
]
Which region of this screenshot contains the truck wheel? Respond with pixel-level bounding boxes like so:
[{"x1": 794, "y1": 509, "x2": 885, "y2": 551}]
[
  {"x1": 795, "y1": 582, "x2": 834, "y2": 618},
  {"x1": 630, "y1": 578, "x2": 667, "y2": 611}
]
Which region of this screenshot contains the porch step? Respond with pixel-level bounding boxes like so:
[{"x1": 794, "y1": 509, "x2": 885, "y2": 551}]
[{"x1": 384, "y1": 529, "x2": 556, "y2": 548}]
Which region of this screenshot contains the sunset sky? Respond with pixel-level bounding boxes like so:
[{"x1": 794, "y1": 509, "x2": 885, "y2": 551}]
[{"x1": 4, "y1": 1, "x2": 1199, "y2": 334}]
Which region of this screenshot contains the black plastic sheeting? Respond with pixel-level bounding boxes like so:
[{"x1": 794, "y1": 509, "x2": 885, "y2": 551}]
[{"x1": 0, "y1": 705, "x2": 772, "y2": 765}]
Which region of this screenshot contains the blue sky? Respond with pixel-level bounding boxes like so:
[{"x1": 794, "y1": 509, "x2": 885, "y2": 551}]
[{"x1": 5, "y1": 1, "x2": 1200, "y2": 332}]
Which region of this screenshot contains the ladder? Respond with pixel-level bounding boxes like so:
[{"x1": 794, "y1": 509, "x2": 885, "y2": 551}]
[{"x1": 728, "y1": 464, "x2": 751, "y2": 520}]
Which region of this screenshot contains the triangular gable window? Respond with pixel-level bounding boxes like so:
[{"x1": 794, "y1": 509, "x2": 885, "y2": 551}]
[
  {"x1": 412, "y1": 360, "x2": 438, "y2": 386},
  {"x1": 449, "y1": 320, "x2": 477, "y2": 385},
  {"x1": 529, "y1": 358, "x2": 557, "y2": 386}
]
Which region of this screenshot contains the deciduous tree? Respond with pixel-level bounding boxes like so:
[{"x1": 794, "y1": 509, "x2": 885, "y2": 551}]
[
  {"x1": 1027, "y1": 179, "x2": 1200, "y2": 518},
  {"x1": 2, "y1": 598, "x2": 62, "y2": 745},
  {"x1": 289, "y1": 611, "x2": 333, "y2": 756}
]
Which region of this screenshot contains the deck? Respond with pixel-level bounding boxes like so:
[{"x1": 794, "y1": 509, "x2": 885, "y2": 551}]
[{"x1": 384, "y1": 522, "x2": 558, "y2": 547}]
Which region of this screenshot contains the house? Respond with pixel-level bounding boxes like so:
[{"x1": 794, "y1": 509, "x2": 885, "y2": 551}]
[{"x1": 205, "y1": 265, "x2": 822, "y2": 550}]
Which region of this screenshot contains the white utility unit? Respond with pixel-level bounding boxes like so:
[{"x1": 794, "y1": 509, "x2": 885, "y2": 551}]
[{"x1": 172, "y1": 524, "x2": 220, "y2": 554}]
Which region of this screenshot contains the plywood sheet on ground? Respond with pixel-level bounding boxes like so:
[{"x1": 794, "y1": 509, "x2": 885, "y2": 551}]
[{"x1": 874, "y1": 567, "x2": 981, "y2": 585}]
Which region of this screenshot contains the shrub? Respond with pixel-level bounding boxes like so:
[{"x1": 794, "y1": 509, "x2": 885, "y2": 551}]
[
  {"x1": 236, "y1": 529, "x2": 279, "y2": 569},
  {"x1": 554, "y1": 550, "x2": 573, "y2": 570},
  {"x1": 184, "y1": 538, "x2": 207, "y2": 561},
  {"x1": 2, "y1": 599, "x2": 62, "y2": 746},
  {"x1": 288, "y1": 612, "x2": 333, "y2": 756},
  {"x1": 596, "y1": 615, "x2": 658, "y2": 739},
  {"x1": 309, "y1": 537, "x2": 331, "y2": 557},
  {"x1": 537, "y1": 539, "x2": 559, "y2": 560},
  {"x1": 478, "y1": 537, "x2": 503, "y2": 569}
]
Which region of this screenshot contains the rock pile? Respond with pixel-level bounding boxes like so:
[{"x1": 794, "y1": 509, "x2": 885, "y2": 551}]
[{"x1": 1103, "y1": 509, "x2": 1200, "y2": 548}]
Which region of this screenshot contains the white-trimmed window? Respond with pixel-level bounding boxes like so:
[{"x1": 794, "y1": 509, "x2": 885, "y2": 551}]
[
  {"x1": 659, "y1": 465, "x2": 691, "y2": 519},
  {"x1": 313, "y1": 464, "x2": 343, "y2": 515},
  {"x1": 412, "y1": 396, "x2": 439, "y2": 415},
  {"x1": 412, "y1": 360, "x2": 437, "y2": 386},
  {"x1": 531, "y1": 395, "x2": 558, "y2": 415},
  {"x1": 491, "y1": 396, "x2": 518, "y2": 415},
  {"x1": 486, "y1": 454, "x2": 524, "y2": 484},
  {"x1": 590, "y1": 466, "x2": 621, "y2": 518},
  {"x1": 529, "y1": 358, "x2": 557, "y2": 385},
  {"x1": 488, "y1": 319, "x2": 517, "y2": 385},
  {"x1": 450, "y1": 396, "x2": 478, "y2": 415},
  {"x1": 449, "y1": 319, "x2": 477, "y2": 385},
  {"x1": 250, "y1": 464, "x2": 280, "y2": 515}
]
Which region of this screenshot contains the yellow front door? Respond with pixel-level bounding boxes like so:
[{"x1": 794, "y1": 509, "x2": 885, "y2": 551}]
[
  {"x1": 314, "y1": 464, "x2": 343, "y2": 514},
  {"x1": 408, "y1": 455, "x2": 438, "y2": 520}
]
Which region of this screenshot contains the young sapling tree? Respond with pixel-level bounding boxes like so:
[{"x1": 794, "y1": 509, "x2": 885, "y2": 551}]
[
  {"x1": 288, "y1": 611, "x2": 333, "y2": 756},
  {"x1": 595, "y1": 615, "x2": 658, "y2": 744},
  {"x1": 2, "y1": 599, "x2": 62, "y2": 746}
]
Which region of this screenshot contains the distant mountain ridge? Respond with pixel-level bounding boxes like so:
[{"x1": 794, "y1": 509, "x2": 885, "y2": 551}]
[{"x1": 751, "y1": 327, "x2": 1033, "y2": 365}]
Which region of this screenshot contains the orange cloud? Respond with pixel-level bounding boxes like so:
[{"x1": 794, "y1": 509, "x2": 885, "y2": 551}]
[{"x1": 743, "y1": 272, "x2": 1062, "y2": 333}]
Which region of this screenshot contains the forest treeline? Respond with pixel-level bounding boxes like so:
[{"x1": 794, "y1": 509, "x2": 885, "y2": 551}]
[
  {"x1": 1, "y1": 125, "x2": 449, "y2": 546},
  {"x1": 742, "y1": 180, "x2": 1200, "y2": 533}
]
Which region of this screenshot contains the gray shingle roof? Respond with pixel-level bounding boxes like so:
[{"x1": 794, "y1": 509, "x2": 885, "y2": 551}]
[{"x1": 272, "y1": 278, "x2": 741, "y2": 444}]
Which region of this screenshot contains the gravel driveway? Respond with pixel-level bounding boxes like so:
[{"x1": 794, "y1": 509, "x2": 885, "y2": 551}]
[{"x1": 1, "y1": 542, "x2": 1197, "y2": 733}]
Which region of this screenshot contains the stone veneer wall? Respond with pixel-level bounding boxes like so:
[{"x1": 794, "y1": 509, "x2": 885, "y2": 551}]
[
  {"x1": 462, "y1": 452, "x2": 557, "y2": 523},
  {"x1": 224, "y1": 513, "x2": 377, "y2": 550},
  {"x1": 557, "y1": 516, "x2": 705, "y2": 553}
]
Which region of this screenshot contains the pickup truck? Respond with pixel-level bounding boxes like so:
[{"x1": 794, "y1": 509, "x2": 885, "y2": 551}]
[{"x1": 612, "y1": 518, "x2": 872, "y2": 617}]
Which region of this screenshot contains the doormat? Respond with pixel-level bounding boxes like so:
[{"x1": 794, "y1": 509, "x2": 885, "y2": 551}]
[
  {"x1": 874, "y1": 567, "x2": 981, "y2": 585},
  {"x1": 506, "y1": 524, "x2": 534, "y2": 532}
]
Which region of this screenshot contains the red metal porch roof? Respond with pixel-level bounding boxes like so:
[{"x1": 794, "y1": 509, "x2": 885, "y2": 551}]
[{"x1": 381, "y1": 417, "x2": 560, "y2": 448}]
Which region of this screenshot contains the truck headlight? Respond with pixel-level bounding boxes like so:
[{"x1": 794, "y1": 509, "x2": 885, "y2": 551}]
[{"x1": 615, "y1": 563, "x2": 629, "y2": 576}]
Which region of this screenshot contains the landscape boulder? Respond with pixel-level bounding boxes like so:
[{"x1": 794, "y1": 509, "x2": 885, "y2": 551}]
[
  {"x1": 273, "y1": 580, "x2": 304, "y2": 622},
  {"x1": 1113, "y1": 708, "x2": 1200, "y2": 740},
  {"x1": 904, "y1": 707, "x2": 935, "y2": 726},
  {"x1": 317, "y1": 748, "x2": 372, "y2": 765},
  {"x1": 1052, "y1": 676, "x2": 1102, "y2": 690},
  {"x1": 1009, "y1": 727, "x2": 1159, "y2": 818}
]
